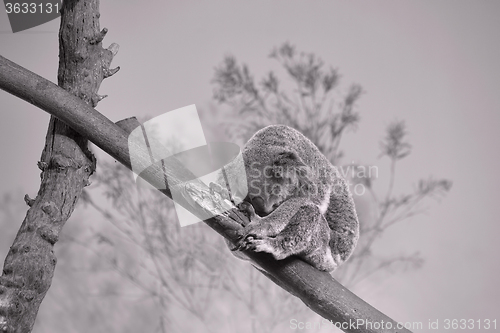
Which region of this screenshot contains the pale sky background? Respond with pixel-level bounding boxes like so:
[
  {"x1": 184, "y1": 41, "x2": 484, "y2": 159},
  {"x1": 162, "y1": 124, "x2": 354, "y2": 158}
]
[{"x1": 1, "y1": 1, "x2": 500, "y2": 332}]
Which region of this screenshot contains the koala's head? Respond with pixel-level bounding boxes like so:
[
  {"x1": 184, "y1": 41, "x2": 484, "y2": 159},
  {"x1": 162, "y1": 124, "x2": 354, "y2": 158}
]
[{"x1": 244, "y1": 150, "x2": 313, "y2": 216}]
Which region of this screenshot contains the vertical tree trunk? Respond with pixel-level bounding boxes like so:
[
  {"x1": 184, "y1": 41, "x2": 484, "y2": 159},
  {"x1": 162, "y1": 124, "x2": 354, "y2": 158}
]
[{"x1": 0, "y1": 1, "x2": 118, "y2": 332}]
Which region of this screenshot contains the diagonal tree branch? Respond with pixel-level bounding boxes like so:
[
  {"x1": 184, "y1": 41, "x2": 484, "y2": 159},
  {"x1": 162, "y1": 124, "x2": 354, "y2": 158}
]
[{"x1": 0, "y1": 54, "x2": 412, "y2": 333}]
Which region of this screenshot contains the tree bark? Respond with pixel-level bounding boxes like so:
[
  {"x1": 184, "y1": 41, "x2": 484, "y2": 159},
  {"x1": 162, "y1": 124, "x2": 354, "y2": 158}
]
[
  {"x1": 0, "y1": 54, "x2": 412, "y2": 332},
  {"x1": 0, "y1": 5, "x2": 413, "y2": 333},
  {"x1": 0, "y1": 1, "x2": 118, "y2": 332}
]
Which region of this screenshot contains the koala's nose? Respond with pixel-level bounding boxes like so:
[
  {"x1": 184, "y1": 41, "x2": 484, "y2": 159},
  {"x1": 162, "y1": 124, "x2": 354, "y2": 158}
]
[
  {"x1": 250, "y1": 196, "x2": 264, "y2": 211},
  {"x1": 250, "y1": 196, "x2": 271, "y2": 216}
]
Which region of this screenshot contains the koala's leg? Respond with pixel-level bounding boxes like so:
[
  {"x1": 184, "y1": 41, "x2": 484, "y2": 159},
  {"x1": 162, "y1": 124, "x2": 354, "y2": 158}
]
[
  {"x1": 239, "y1": 202, "x2": 336, "y2": 271},
  {"x1": 240, "y1": 197, "x2": 310, "y2": 239}
]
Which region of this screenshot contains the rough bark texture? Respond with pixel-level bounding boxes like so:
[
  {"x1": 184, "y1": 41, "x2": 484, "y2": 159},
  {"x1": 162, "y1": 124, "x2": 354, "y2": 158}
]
[
  {"x1": 0, "y1": 1, "x2": 118, "y2": 332},
  {"x1": 0, "y1": 5, "x2": 412, "y2": 332},
  {"x1": 0, "y1": 57, "x2": 412, "y2": 332}
]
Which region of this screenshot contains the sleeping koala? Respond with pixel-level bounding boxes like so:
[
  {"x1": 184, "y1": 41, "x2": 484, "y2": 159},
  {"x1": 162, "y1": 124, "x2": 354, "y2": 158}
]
[{"x1": 216, "y1": 125, "x2": 359, "y2": 272}]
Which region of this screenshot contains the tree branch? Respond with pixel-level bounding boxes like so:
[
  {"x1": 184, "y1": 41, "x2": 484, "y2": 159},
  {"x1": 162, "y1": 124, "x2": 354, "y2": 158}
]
[{"x1": 0, "y1": 54, "x2": 412, "y2": 333}]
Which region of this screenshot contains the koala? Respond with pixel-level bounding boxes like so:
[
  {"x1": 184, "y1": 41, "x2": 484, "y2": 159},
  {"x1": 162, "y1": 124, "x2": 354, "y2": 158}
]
[{"x1": 216, "y1": 125, "x2": 359, "y2": 272}]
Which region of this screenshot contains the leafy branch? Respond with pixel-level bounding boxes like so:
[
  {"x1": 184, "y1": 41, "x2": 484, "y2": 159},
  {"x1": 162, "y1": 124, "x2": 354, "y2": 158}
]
[
  {"x1": 213, "y1": 42, "x2": 363, "y2": 163},
  {"x1": 212, "y1": 43, "x2": 452, "y2": 290}
]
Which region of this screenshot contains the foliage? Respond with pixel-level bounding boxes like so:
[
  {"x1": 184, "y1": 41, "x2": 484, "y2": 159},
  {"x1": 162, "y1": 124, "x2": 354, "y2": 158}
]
[
  {"x1": 340, "y1": 120, "x2": 452, "y2": 286},
  {"x1": 211, "y1": 42, "x2": 452, "y2": 288},
  {"x1": 80, "y1": 42, "x2": 452, "y2": 332},
  {"x1": 81, "y1": 161, "x2": 230, "y2": 333},
  {"x1": 82, "y1": 158, "x2": 310, "y2": 333},
  {"x1": 213, "y1": 42, "x2": 363, "y2": 163}
]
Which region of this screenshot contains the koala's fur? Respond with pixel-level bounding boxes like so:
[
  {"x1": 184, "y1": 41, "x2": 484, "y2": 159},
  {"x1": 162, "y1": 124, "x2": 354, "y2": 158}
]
[{"x1": 219, "y1": 125, "x2": 359, "y2": 272}]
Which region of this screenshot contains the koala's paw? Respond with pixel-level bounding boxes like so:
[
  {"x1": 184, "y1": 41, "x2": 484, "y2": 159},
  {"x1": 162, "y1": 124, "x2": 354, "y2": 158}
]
[
  {"x1": 236, "y1": 236, "x2": 289, "y2": 260},
  {"x1": 237, "y1": 235, "x2": 274, "y2": 252},
  {"x1": 238, "y1": 201, "x2": 258, "y2": 220}
]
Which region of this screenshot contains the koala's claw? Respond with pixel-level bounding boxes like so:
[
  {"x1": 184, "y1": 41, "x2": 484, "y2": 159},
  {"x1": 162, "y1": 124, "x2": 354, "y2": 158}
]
[
  {"x1": 235, "y1": 234, "x2": 271, "y2": 252},
  {"x1": 233, "y1": 234, "x2": 254, "y2": 251},
  {"x1": 238, "y1": 236, "x2": 276, "y2": 254}
]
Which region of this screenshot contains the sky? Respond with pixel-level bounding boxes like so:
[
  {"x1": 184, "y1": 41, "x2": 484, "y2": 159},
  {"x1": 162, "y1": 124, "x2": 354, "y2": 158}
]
[{"x1": 1, "y1": 1, "x2": 500, "y2": 332}]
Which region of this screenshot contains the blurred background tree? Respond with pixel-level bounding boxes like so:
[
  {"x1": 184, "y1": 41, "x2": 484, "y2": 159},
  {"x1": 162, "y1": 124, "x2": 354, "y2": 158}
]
[
  {"x1": 0, "y1": 43, "x2": 451, "y2": 333},
  {"x1": 211, "y1": 42, "x2": 451, "y2": 288}
]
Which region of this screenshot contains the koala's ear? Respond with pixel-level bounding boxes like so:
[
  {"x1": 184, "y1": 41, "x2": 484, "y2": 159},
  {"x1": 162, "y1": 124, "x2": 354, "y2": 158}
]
[{"x1": 273, "y1": 152, "x2": 312, "y2": 187}]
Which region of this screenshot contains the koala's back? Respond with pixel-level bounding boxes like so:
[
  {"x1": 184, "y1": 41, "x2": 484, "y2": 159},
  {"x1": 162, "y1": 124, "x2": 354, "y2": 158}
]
[{"x1": 244, "y1": 125, "x2": 329, "y2": 172}]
